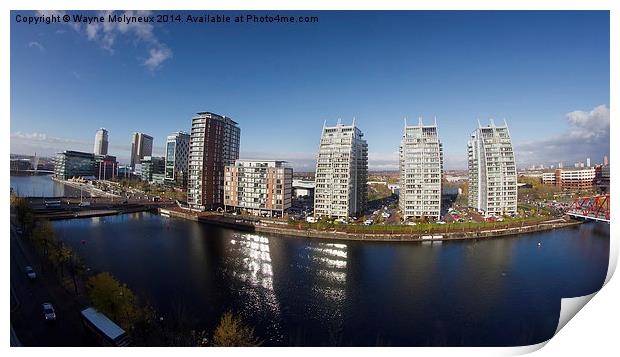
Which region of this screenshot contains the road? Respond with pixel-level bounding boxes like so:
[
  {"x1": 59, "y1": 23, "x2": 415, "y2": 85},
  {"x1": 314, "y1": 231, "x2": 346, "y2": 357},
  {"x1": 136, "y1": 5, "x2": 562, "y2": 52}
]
[{"x1": 10, "y1": 223, "x2": 96, "y2": 346}]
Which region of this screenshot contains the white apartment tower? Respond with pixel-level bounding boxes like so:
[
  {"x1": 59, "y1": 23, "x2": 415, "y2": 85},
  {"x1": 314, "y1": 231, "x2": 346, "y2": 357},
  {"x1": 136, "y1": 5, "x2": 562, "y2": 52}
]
[
  {"x1": 467, "y1": 120, "x2": 517, "y2": 216},
  {"x1": 399, "y1": 118, "x2": 443, "y2": 220},
  {"x1": 314, "y1": 120, "x2": 368, "y2": 218},
  {"x1": 94, "y1": 128, "x2": 109, "y2": 156}
]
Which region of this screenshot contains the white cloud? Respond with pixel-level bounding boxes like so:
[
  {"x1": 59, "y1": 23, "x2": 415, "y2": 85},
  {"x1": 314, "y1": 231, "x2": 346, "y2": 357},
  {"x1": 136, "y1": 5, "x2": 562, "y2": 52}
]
[
  {"x1": 11, "y1": 131, "x2": 163, "y2": 165},
  {"x1": 515, "y1": 105, "x2": 610, "y2": 167},
  {"x1": 36, "y1": 11, "x2": 80, "y2": 32},
  {"x1": 567, "y1": 105, "x2": 610, "y2": 132},
  {"x1": 11, "y1": 131, "x2": 90, "y2": 158},
  {"x1": 27, "y1": 41, "x2": 45, "y2": 52},
  {"x1": 240, "y1": 150, "x2": 404, "y2": 171},
  {"x1": 368, "y1": 151, "x2": 399, "y2": 170},
  {"x1": 144, "y1": 46, "x2": 173, "y2": 70},
  {"x1": 239, "y1": 150, "x2": 315, "y2": 170},
  {"x1": 11, "y1": 131, "x2": 84, "y2": 144},
  {"x1": 39, "y1": 10, "x2": 172, "y2": 70}
]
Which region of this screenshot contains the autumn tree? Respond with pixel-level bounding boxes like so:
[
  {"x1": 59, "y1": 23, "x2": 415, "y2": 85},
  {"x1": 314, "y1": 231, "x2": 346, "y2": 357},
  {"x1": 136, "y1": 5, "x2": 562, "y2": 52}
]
[
  {"x1": 212, "y1": 311, "x2": 262, "y2": 347},
  {"x1": 31, "y1": 220, "x2": 58, "y2": 256},
  {"x1": 49, "y1": 243, "x2": 74, "y2": 279},
  {"x1": 11, "y1": 194, "x2": 34, "y2": 233},
  {"x1": 86, "y1": 272, "x2": 141, "y2": 331}
]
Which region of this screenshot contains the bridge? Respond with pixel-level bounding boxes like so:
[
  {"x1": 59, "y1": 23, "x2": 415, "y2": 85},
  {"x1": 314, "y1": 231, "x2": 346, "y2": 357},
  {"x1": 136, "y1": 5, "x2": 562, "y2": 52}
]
[
  {"x1": 20, "y1": 169, "x2": 55, "y2": 174},
  {"x1": 566, "y1": 195, "x2": 610, "y2": 223}
]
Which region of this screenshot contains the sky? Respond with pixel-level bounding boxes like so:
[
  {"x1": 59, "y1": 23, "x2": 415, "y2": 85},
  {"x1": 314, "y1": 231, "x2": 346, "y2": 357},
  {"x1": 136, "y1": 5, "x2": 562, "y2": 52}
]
[{"x1": 10, "y1": 10, "x2": 610, "y2": 170}]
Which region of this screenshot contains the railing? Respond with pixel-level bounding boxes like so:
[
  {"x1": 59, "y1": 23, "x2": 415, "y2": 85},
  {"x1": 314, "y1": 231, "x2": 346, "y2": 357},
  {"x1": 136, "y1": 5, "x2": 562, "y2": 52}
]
[{"x1": 566, "y1": 195, "x2": 610, "y2": 223}]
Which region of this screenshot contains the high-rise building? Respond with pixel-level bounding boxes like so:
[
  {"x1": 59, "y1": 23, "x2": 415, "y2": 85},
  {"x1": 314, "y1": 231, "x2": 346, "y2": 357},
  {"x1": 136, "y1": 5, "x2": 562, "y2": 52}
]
[
  {"x1": 604, "y1": 155, "x2": 609, "y2": 166},
  {"x1": 187, "y1": 112, "x2": 240, "y2": 210},
  {"x1": 165, "y1": 131, "x2": 190, "y2": 188},
  {"x1": 95, "y1": 154, "x2": 117, "y2": 180},
  {"x1": 586, "y1": 157, "x2": 591, "y2": 167},
  {"x1": 595, "y1": 165, "x2": 610, "y2": 192},
  {"x1": 399, "y1": 119, "x2": 443, "y2": 221},
  {"x1": 467, "y1": 120, "x2": 517, "y2": 216},
  {"x1": 141, "y1": 156, "x2": 166, "y2": 184},
  {"x1": 130, "y1": 132, "x2": 154, "y2": 168},
  {"x1": 224, "y1": 160, "x2": 293, "y2": 217},
  {"x1": 54, "y1": 150, "x2": 96, "y2": 180},
  {"x1": 94, "y1": 128, "x2": 109, "y2": 156},
  {"x1": 314, "y1": 121, "x2": 368, "y2": 218}
]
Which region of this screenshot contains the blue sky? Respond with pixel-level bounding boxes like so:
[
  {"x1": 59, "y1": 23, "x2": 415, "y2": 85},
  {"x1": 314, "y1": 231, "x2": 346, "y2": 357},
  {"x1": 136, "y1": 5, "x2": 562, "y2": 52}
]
[{"x1": 10, "y1": 10, "x2": 610, "y2": 169}]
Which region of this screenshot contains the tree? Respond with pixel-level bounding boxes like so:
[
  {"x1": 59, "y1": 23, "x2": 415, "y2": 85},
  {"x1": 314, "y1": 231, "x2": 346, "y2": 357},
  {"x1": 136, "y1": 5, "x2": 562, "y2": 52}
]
[
  {"x1": 212, "y1": 311, "x2": 262, "y2": 347},
  {"x1": 31, "y1": 220, "x2": 58, "y2": 256},
  {"x1": 67, "y1": 253, "x2": 85, "y2": 295},
  {"x1": 49, "y1": 243, "x2": 74, "y2": 279},
  {"x1": 86, "y1": 272, "x2": 140, "y2": 330},
  {"x1": 11, "y1": 194, "x2": 34, "y2": 233}
]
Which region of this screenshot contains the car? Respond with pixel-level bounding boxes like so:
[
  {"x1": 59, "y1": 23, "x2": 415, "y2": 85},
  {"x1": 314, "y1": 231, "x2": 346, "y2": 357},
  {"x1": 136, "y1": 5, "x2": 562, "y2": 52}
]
[
  {"x1": 437, "y1": 221, "x2": 446, "y2": 225},
  {"x1": 78, "y1": 201, "x2": 91, "y2": 207},
  {"x1": 364, "y1": 219, "x2": 373, "y2": 226},
  {"x1": 42, "y1": 303, "x2": 56, "y2": 321},
  {"x1": 406, "y1": 222, "x2": 417, "y2": 226},
  {"x1": 25, "y1": 266, "x2": 36, "y2": 279}
]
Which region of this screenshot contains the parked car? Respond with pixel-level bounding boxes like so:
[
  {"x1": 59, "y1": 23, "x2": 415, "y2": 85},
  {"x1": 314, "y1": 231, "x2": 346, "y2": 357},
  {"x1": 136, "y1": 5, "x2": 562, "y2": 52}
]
[
  {"x1": 42, "y1": 303, "x2": 56, "y2": 321},
  {"x1": 364, "y1": 219, "x2": 373, "y2": 226},
  {"x1": 25, "y1": 266, "x2": 36, "y2": 279},
  {"x1": 78, "y1": 201, "x2": 91, "y2": 207}
]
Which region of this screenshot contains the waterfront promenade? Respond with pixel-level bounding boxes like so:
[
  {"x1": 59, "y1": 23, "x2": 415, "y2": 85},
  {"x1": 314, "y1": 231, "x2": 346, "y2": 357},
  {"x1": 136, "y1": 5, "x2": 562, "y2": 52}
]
[
  {"x1": 51, "y1": 176, "x2": 120, "y2": 198},
  {"x1": 159, "y1": 207, "x2": 582, "y2": 242},
  {"x1": 23, "y1": 196, "x2": 173, "y2": 220}
]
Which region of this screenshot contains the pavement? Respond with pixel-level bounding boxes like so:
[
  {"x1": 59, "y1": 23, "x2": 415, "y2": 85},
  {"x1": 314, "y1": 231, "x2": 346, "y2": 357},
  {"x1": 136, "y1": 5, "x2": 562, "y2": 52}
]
[{"x1": 10, "y1": 222, "x2": 96, "y2": 347}]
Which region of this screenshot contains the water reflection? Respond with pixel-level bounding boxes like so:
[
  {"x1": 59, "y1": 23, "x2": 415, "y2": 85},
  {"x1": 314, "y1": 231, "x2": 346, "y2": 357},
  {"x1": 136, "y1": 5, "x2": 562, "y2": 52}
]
[
  {"x1": 224, "y1": 233, "x2": 282, "y2": 342},
  {"x1": 51, "y1": 214, "x2": 609, "y2": 347},
  {"x1": 308, "y1": 242, "x2": 348, "y2": 296},
  {"x1": 10, "y1": 174, "x2": 92, "y2": 197}
]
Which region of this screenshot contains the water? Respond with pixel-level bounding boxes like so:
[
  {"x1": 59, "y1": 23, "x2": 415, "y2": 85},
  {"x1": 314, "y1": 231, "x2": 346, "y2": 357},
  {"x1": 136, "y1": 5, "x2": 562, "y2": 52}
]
[
  {"x1": 51, "y1": 212, "x2": 609, "y2": 346},
  {"x1": 10, "y1": 174, "x2": 91, "y2": 198}
]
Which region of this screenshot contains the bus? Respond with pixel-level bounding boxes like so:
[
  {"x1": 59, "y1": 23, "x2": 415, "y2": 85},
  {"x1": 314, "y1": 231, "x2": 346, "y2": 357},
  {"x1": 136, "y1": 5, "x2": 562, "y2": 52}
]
[
  {"x1": 44, "y1": 200, "x2": 61, "y2": 208},
  {"x1": 80, "y1": 307, "x2": 131, "y2": 347}
]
